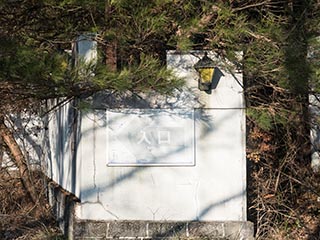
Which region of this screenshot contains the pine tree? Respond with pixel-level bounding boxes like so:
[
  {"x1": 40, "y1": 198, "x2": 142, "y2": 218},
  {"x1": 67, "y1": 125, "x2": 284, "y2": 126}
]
[{"x1": 0, "y1": 1, "x2": 319, "y2": 237}]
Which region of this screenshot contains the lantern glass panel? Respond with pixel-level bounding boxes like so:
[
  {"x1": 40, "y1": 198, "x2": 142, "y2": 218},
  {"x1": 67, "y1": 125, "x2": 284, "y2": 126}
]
[{"x1": 199, "y1": 68, "x2": 214, "y2": 84}]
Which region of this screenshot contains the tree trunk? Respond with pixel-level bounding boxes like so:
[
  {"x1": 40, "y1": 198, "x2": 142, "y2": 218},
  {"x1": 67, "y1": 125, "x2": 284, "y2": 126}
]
[
  {"x1": 0, "y1": 116, "x2": 38, "y2": 205},
  {"x1": 285, "y1": 0, "x2": 311, "y2": 162},
  {"x1": 105, "y1": 41, "x2": 117, "y2": 71},
  {"x1": 105, "y1": 0, "x2": 117, "y2": 71}
]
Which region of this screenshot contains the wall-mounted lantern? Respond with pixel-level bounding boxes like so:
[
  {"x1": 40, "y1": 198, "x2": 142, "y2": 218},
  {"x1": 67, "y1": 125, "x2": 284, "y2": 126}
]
[{"x1": 194, "y1": 52, "x2": 215, "y2": 91}]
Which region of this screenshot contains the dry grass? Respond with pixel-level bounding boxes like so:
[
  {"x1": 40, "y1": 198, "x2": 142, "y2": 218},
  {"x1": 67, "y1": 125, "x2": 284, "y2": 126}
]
[
  {"x1": 0, "y1": 170, "x2": 63, "y2": 240},
  {"x1": 247, "y1": 127, "x2": 320, "y2": 240}
]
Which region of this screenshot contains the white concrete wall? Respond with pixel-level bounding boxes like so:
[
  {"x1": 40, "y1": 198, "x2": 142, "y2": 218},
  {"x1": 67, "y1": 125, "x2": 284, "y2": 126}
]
[
  {"x1": 44, "y1": 43, "x2": 247, "y2": 221},
  {"x1": 1, "y1": 113, "x2": 44, "y2": 170},
  {"x1": 46, "y1": 98, "x2": 79, "y2": 195},
  {"x1": 309, "y1": 94, "x2": 320, "y2": 172},
  {"x1": 75, "y1": 51, "x2": 246, "y2": 221},
  {"x1": 74, "y1": 34, "x2": 97, "y2": 65},
  {"x1": 45, "y1": 34, "x2": 97, "y2": 196}
]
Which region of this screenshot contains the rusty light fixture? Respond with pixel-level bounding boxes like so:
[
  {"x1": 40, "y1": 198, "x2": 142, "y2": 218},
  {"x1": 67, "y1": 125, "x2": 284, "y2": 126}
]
[{"x1": 194, "y1": 52, "x2": 215, "y2": 91}]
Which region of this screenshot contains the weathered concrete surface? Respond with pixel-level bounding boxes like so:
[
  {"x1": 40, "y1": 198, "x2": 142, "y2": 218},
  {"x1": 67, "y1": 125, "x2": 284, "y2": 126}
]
[
  {"x1": 310, "y1": 94, "x2": 320, "y2": 172},
  {"x1": 49, "y1": 184, "x2": 254, "y2": 239},
  {"x1": 74, "y1": 51, "x2": 246, "y2": 221},
  {"x1": 48, "y1": 181, "x2": 79, "y2": 240},
  {"x1": 73, "y1": 220, "x2": 254, "y2": 240},
  {"x1": 45, "y1": 46, "x2": 250, "y2": 238}
]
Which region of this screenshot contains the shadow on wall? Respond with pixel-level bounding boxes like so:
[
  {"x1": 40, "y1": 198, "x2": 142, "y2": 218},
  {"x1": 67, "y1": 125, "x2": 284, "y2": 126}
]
[
  {"x1": 78, "y1": 106, "x2": 243, "y2": 219},
  {"x1": 44, "y1": 52, "x2": 245, "y2": 205},
  {"x1": 8, "y1": 113, "x2": 44, "y2": 168},
  {"x1": 150, "y1": 190, "x2": 246, "y2": 238},
  {"x1": 43, "y1": 49, "x2": 248, "y2": 238},
  {"x1": 78, "y1": 107, "x2": 225, "y2": 191},
  {"x1": 44, "y1": 98, "x2": 80, "y2": 194}
]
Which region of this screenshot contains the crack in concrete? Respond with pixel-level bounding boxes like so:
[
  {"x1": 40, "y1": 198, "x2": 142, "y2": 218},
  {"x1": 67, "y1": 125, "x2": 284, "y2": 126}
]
[
  {"x1": 148, "y1": 207, "x2": 160, "y2": 220},
  {"x1": 92, "y1": 113, "x2": 97, "y2": 190},
  {"x1": 81, "y1": 201, "x2": 120, "y2": 220},
  {"x1": 194, "y1": 180, "x2": 200, "y2": 220}
]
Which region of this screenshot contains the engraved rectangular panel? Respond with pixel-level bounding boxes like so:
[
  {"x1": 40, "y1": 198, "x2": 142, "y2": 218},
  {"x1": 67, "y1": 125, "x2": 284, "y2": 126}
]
[{"x1": 106, "y1": 109, "x2": 195, "y2": 166}]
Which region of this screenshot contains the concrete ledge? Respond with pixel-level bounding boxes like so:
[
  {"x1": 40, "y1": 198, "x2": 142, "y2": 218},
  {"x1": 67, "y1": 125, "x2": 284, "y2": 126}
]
[
  {"x1": 48, "y1": 182, "x2": 254, "y2": 239},
  {"x1": 73, "y1": 220, "x2": 254, "y2": 240},
  {"x1": 47, "y1": 181, "x2": 79, "y2": 239}
]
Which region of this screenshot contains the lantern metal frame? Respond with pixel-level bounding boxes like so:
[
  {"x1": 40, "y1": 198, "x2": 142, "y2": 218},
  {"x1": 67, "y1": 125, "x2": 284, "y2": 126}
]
[{"x1": 194, "y1": 52, "x2": 215, "y2": 92}]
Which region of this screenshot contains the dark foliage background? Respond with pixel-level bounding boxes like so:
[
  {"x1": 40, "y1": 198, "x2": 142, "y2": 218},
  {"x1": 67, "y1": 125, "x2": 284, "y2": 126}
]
[{"x1": 0, "y1": 0, "x2": 319, "y2": 239}]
